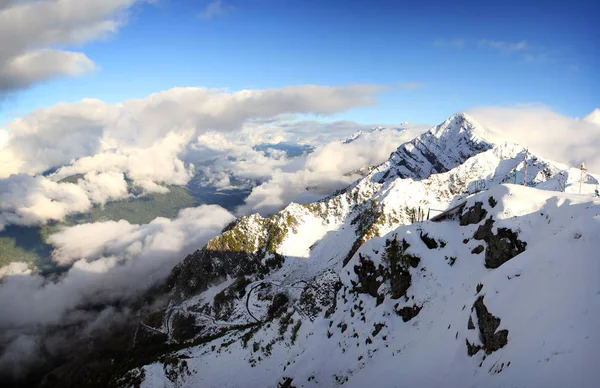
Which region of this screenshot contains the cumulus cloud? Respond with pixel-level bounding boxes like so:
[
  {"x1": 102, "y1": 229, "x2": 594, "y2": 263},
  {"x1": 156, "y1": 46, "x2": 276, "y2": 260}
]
[
  {"x1": 0, "y1": 0, "x2": 149, "y2": 93},
  {"x1": 0, "y1": 49, "x2": 95, "y2": 90},
  {"x1": 0, "y1": 171, "x2": 136, "y2": 231},
  {"x1": 0, "y1": 204, "x2": 234, "y2": 379},
  {"x1": 0, "y1": 174, "x2": 92, "y2": 230},
  {"x1": 0, "y1": 84, "x2": 382, "y2": 229},
  {"x1": 467, "y1": 105, "x2": 600, "y2": 172},
  {"x1": 583, "y1": 108, "x2": 600, "y2": 126},
  {"x1": 1, "y1": 85, "x2": 381, "y2": 177},
  {"x1": 237, "y1": 125, "x2": 427, "y2": 215}
]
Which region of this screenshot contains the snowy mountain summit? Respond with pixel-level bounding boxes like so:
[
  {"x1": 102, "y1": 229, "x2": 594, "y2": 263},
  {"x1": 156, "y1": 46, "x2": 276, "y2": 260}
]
[
  {"x1": 374, "y1": 112, "x2": 492, "y2": 181},
  {"x1": 49, "y1": 113, "x2": 600, "y2": 388}
]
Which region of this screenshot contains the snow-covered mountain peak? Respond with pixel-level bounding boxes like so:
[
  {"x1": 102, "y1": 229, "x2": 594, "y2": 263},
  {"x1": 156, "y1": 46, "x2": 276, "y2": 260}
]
[
  {"x1": 369, "y1": 112, "x2": 493, "y2": 183},
  {"x1": 428, "y1": 111, "x2": 488, "y2": 141}
]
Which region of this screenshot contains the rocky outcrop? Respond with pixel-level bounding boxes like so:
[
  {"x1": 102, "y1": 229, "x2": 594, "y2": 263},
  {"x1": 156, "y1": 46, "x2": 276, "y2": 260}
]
[
  {"x1": 298, "y1": 270, "x2": 341, "y2": 320},
  {"x1": 396, "y1": 304, "x2": 422, "y2": 322},
  {"x1": 471, "y1": 245, "x2": 484, "y2": 254},
  {"x1": 460, "y1": 202, "x2": 488, "y2": 226},
  {"x1": 166, "y1": 249, "x2": 284, "y2": 298},
  {"x1": 467, "y1": 296, "x2": 509, "y2": 356},
  {"x1": 351, "y1": 237, "x2": 419, "y2": 305},
  {"x1": 473, "y1": 218, "x2": 527, "y2": 268}
]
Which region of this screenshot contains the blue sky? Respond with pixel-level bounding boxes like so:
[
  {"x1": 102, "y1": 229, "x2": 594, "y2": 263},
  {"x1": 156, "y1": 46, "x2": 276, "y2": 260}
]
[{"x1": 1, "y1": 0, "x2": 598, "y2": 125}]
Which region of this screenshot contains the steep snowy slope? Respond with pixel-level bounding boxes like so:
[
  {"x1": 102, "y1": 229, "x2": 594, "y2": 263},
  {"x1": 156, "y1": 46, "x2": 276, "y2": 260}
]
[{"x1": 128, "y1": 185, "x2": 600, "y2": 388}]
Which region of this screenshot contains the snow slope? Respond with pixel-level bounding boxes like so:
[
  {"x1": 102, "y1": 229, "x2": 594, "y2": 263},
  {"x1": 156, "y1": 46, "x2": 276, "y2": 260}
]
[{"x1": 133, "y1": 185, "x2": 600, "y2": 388}]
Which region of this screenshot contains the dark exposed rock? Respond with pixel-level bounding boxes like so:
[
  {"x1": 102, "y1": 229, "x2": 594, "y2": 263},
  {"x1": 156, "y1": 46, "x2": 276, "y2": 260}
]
[
  {"x1": 298, "y1": 270, "x2": 341, "y2": 320},
  {"x1": 351, "y1": 237, "x2": 419, "y2": 304},
  {"x1": 476, "y1": 283, "x2": 484, "y2": 294},
  {"x1": 471, "y1": 245, "x2": 485, "y2": 254},
  {"x1": 472, "y1": 296, "x2": 509, "y2": 354},
  {"x1": 343, "y1": 200, "x2": 385, "y2": 266},
  {"x1": 213, "y1": 276, "x2": 253, "y2": 320},
  {"x1": 142, "y1": 310, "x2": 165, "y2": 329},
  {"x1": 167, "y1": 249, "x2": 284, "y2": 299},
  {"x1": 278, "y1": 377, "x2": 296, "y2": 388},
  {"x1": 372, "y1": 323, "x2": 385, "y2": 337},
  {"x1": 396, "y1": 304, "x2": 422, "y2": 322},
  {"x1": 171, "y1": 313, "x2": 199, "y2": 343},
  {"x1": 384, "y1": 237, "x2": 419, "y2": 299},
  {"x1": 352, "y1": 254, "x2": 385, "y2": 301},
  {"x1": 468, "y1": 316, "x2": 475, "y2": 330},
  {"x1": 474, "y1": 218, "x2": 527, "y2": 268},
  {"x1": 460, "y1": 202, "x2": 488, "y2": 226},
  {"x1": 466, "y1": 339, "x2": 482, "y2": 356},
  {"x1": 420, "y1": 232, "x2": 438, "y2": 249},
  {"x1": 268, "y1": 293, "x2": 289, "y2": 318},
  {"x1": 488, "y1": 196, "x2": 498, "y2": 208}
]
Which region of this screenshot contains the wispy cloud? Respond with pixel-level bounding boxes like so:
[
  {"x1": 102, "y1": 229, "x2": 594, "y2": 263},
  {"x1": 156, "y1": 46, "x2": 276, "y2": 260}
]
[
  {"x1": 433, "y1": 39, "x2": 465, "y2": 49},
  {"x1": 395, "y1": 82, "x2": 425, "y2": 91},
  {"x1": 436, "y1": 38, "x2": 550, "y2": 63},
  {"x1": 200, "y1": 0, "x2": 235, "y2": 19},
  {"x1": 479, "y1": 39, "x2": 528, "y2": 51}
]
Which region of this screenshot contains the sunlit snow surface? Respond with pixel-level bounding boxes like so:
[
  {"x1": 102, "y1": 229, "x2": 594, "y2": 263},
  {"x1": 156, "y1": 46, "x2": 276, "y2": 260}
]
[{"x1": 139, "y1": 185, "x2": 600, "y2": 388}]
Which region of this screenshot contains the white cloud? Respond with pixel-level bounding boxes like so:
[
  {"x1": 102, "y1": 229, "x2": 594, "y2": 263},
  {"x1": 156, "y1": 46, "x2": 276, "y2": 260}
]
[
  {"x1": 78, "y1": 171, "x2": 129, "y2": 205},
  {"x1": 0, "y1": 84, "x2": 382, "y2": 229},
  {"x1": 0, "y1": 49, "x2": 96, "y2": 90},
  {"x1": 1, "y1": 85, "x2": 381, "y2": 178},
  {"x1": 237, "y1": 125, "x2": 428, "y2": 215},
  {"x1": 0, "y1": 204, "x2": 234, "y2": 378},
  {"x1": 583, "y1": 108, "x2": 600, "y2": 126},
  {"x1": 0, "y1": 174, "x2": 93, "y2": 230},
  {"x1": 0, "y1": 0, "x2": 150, "y2": 92},
  {"x1": 467, "y1": 105, "x2": 600, "y2": 173}
]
